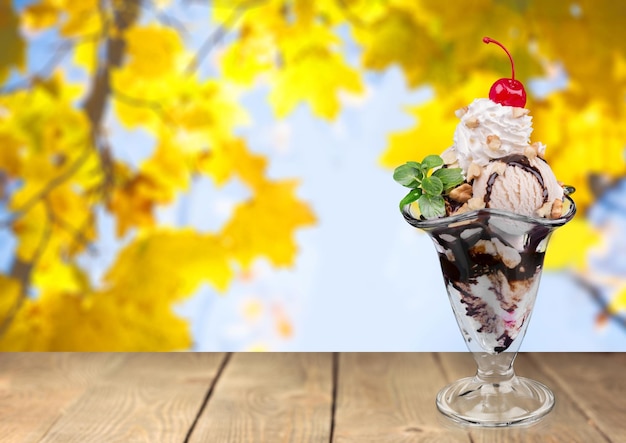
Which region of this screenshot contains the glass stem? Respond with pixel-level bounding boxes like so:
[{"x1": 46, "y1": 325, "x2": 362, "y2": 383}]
[{"x1": 473, "y1": 352, "x2": 517, "y2": 383}]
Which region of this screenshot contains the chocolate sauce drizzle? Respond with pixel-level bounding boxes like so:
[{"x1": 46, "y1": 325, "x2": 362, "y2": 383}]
[
  {"x1": 430, "y1": 213, "x2": 551, "y2": 353},
  {"x1": 483, "y1": 154, "x2": 549, "y2": 206}
]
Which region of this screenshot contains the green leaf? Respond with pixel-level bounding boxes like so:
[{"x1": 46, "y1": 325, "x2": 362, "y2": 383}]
[
  {"x1": 421, "y1": 175, "x2": 443, "y2": 196},
  {"x1": 399, "y1": 188, "x2": 422, "y2": 211},
  {"x1": 393, "y1": 163, "x2": 422, "y2": 188},
  {"x1": 433, "y1": 167, "x2": 464, "y2": 190},
  {"x1": 420, "y1": 155, "x2": 444, "y2": 171},
  {"x1": 393, "y1": 155, "x2": 466, "y2": 217},
  {"x1": 418, "y1": 194, "x2": 446, "y2": 219},
  {"x1": 406, "y1": 161, "x2": 422, "y2": 169}
]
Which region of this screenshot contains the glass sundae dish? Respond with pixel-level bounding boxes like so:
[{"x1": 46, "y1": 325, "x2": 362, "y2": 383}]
[{"x1": 394, "y1": 38, "x2": 576, "y2": 426}]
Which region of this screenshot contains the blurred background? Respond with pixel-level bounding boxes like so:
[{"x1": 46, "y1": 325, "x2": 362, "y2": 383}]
[{"x1": 0, "y1": 0, "x2": 624, "y2": 351}]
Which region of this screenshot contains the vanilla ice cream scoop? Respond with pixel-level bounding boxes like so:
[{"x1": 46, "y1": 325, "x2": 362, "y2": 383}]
[{"x1": 472, "y1": 154, "x2": 564, "y2": 217}]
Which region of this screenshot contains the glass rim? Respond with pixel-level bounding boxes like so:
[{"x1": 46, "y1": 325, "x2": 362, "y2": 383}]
[{"x1": 402, "y1": 194, "x2": 577, "y2": 229}]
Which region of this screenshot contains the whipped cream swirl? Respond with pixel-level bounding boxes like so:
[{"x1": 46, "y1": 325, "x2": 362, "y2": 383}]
[{"x1": 452, "y1": 98, "x2": 533, "y2": 173}]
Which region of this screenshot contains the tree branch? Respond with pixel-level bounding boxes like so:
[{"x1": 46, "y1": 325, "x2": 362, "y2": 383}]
[
  {"x1": 335, "y1": 0, "x2": 380, "y2": 29},
  {"x1": 110, "y1": 87, "x2": 175, "y2": 126},
  {"x1": 1, "y1": 0, "x2": 140, "y2": 321},
  {"x1": 137, "y1": 0, "x2": 189, "y2": 37},
  {"x1": 184, "y1": 0, "x2": 267, "y2": 75},
  {"x1": 0, "y1": 201, "x2": 54, "y2": 338},
  {"x1": 572, "y1": 272, "x2": 626, "y2": 333},
  {"x1": 51, "y1": 211, "x2": 98, "y2": 256},
  {"x1": 0, "y1": 145, "x2": 94, "y2": 226},
  {"x1": 0, "y1": 34, "x2": 101, "y2": 96}
]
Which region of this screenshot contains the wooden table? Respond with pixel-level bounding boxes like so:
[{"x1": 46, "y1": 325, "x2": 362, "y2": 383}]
[{"x1": 0, "y1": 353, "x2": 624, "y2": 442}]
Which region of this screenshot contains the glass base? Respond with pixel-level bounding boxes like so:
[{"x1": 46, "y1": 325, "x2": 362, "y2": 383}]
[{"x1": 436, "y1": 375, "x2": 555, "y2": 427}]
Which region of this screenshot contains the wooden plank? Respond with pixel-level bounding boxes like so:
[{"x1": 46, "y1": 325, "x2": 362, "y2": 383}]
[
  {"x1": 37, "y1": 353, "x2": 227, "y2": 443},
  {"x1": 534, "y1": 353, "x2": 626, "y2": 442},
  {"x1": 188, "y1": 352, "x2": 333, "y2": 443},
  {"x1": 0, "y1": 353, "x2": 126, "y2": 443},
  {"x1": 333, "y1": 353, "x2": 469, "y2": 443},
  {"x1": 437, "y1": 353, "x2": 610, "y2": 442}
]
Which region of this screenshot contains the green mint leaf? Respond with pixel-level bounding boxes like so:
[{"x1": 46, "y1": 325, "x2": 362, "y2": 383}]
[
  {"x1": 393, "y1": 163, "x2": 423, "y2": 188},
  {"x1": 421, "y1": 175, "x2": 443, "y2": 196},
  {"x1": 394, "y1": 155, "x2": 465, "y2": 217},
  {"x1": 406, "y1": 161, "x2": 422, "y2": 169},
  {"x1": 418, "y1": 194, "x2": 446, "y2": 219},
  {"x1": 433, "y1": 167, "x2": 464, "y2": 190},
  {"x1": 420, "y1": 155, "x2": 444, "y2": 171},
  {"x1": 399, "y1": 188, "x2": 422, "y2": 211}
]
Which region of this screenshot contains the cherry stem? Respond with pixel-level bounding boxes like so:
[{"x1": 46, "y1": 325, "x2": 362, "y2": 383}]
[{"x1": 483, "y1": 36, "x2": 515, "y2": 80}]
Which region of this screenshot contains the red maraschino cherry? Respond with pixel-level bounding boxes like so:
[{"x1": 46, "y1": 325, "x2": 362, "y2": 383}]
[{"x1": 483, "y1": 37, "x2": 526, "y2": 108}]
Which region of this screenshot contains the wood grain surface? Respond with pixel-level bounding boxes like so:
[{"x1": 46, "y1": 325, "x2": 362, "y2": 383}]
[
  {"x1": 0, "y1": 353, "x2": 624, "y2": 442},
  {"x1": 187, "y1": 353, "x2": 333, "y2": 443}
]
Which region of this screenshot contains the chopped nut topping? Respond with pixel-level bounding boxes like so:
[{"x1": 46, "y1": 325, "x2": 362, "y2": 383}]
[
  {"x1": 494, "y1": 238, "x2": 522, "y2": 268},
  {"x1": 532, "y1": 142, "x2": 545, "y2": 158},
  {"x1": 441, "y1": 147, "x2": 457, "y2": 165},
  {"x1": 449, "y1": 183, "x2": 473, "y2": 203},
  {"x1": 455, "y1": 106, "x2": 469, "y2": 118},
  {"x1": 467, "y1": 162, "x2": 482, "y2": 181},
  {"x1": 524, "y1": 145, "x2": 538, "y2": 160},
  {"x1": 464, "y1": 117, "x2": 480, "y2": 128},
  {"x1": 486, "y1": 135, "x2": 502, "y2": 151},
  {"x1": 467, "y1": 197, "x2": 486, "y2": 210},
  {"x1": 550, "y1": 198, "x2": 563, "y2": 219},
  {"x1": 512, "y1": 107, "x2": 530, "y2": 118},
  {"x1": 536, "y1": 201, "x2": 552, "y2": 218},
  {"x1": 473, "y1": 239, "x2": 497, "y2": 256},
  {"x1": 492, "y1": 162, "x2": 507, "y2": 175},
  {"x1": 454, "y1": 203, "x2": 470, "y2": 215}
]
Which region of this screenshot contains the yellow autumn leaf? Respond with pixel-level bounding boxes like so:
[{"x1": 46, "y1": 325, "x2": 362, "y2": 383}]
[
  {"x1": 351, "y1": 6, "x2": 436, "y2": 87},
  {"x1": 104, "y1": 229, "x2": 234, "y2": 295},
  {"x1": 322, "y1": 0, "x2": 388, "y2": 25},
  {"x1": 528, "y1": 0, "x2": 626, "y2": 109},
  {"x1": 0, "y1": 0, "x2": 25, "y2": 83},
  {"x1": 107, "y1": 135, "x2": 194, "y2": 236},
  {"x1": 167, "y1": 80, "x2": 249, "y2": 142},
  {"x1": 123, "y1": 24, "x2": 185, "y2": 79},
  {"x1": 380, "y1": 72, "x2": 493, "y2": 168},
  {"x1": 11, "y1": 202, "x2": 48, "y2": 263},
  {"x1": 0, "y1": 288, "x2": 192, "y2": 351},
  {"x1": 0, "y1": 298, "x2": 49, "y2": 351},
  {"x1": 533, "y1": 92, "x2": 626, "y2": 212},
  {"x1": 141, "y1": 135, "x2": 190, "y2": 200},
  {"x1": 58, "y1": 0, "x2": 102, "y2": 37},
  {"x1": 45, "y1": 183, "x2": 97, "y2": 250},
  {"x1": 22, "y1": 0, "x2": 103, "y2": 38},
  {"x1": 0, "y1": 274, "x2": 21, "y2": 325},
  {"x1": 222, "y1": 180, "x2": 316, "y2": 268},
  {"x1": 211, "y1": 0, "x2": 285, "y2": 27},
  {"x1": 543, "y1": 218, "x2": 602, "y2": 270},
  {"x1": 219, "y1": 25, "x2": 277, "y2": 85},
  {"x1": 112, "y1": 72, "x2": 248, "y2": 150},
  {"x1": 0, "y1": 73, "x2": 87, "y2": 160},
  {"x1": 107, "y1": 174, "x2": 159, "y2": 237},
  {"x1": 33, "y1": 260, "x2": 90, "y2": 294},
  {"x1": 0, "y1": 130, "x2": 23, "y2": 176},
  {"x1": 608, "y1": 287, "x2": 626, "y2": 315},
  {"x1": 73, "y1": 38, "x2": 98, "y2": 74},
  {"x1": 269, "y1": 46, "x2": 363, "y2": 119},
  {"x1": 197, "y1": 138, "x2": 267, "y2": 189},
  {"x1": 22, "y1": 0, "x2": 59, "y2": 30}
]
